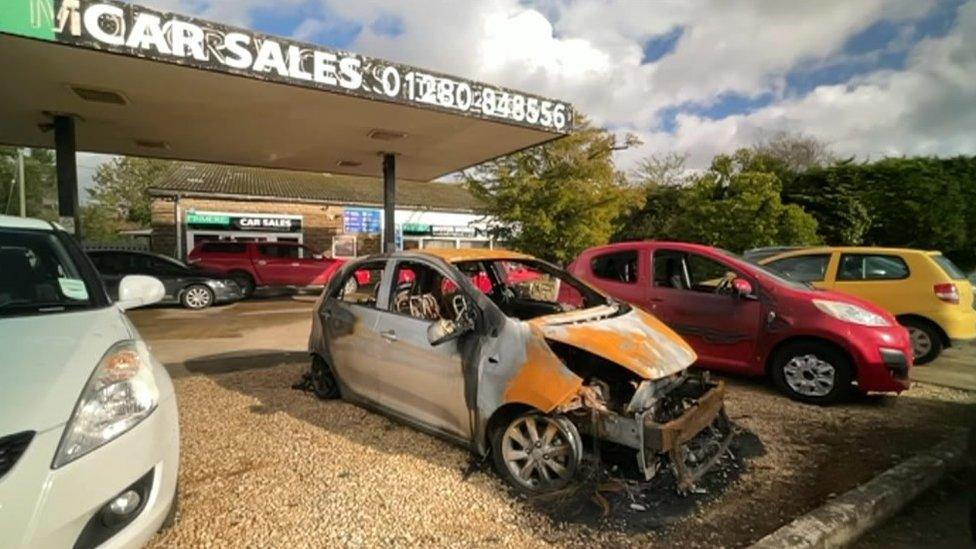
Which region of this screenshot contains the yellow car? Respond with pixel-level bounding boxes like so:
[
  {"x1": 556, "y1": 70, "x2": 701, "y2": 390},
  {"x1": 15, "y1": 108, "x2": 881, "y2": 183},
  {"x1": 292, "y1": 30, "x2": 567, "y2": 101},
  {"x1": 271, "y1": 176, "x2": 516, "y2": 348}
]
[{"x1": 761, "y1": 247, "x2": 976, "y2": 364}]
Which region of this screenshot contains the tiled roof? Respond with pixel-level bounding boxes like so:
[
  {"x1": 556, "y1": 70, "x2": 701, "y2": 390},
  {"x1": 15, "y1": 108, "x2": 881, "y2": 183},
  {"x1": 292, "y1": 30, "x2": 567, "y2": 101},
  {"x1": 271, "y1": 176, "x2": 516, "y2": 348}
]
[{"x1": 148, "y1": 162, "x2": 483, "y2": 212}]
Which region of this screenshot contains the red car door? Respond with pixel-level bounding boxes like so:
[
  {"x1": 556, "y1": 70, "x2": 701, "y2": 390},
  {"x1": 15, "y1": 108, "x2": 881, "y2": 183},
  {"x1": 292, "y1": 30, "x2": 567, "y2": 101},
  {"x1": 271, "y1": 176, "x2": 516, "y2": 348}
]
[
  {"x1": 647, "y1": 246, "x2": 762, "y2": 372},
  {"x1": 253, "y1": 243, "x2": 305, "y2": 285}
]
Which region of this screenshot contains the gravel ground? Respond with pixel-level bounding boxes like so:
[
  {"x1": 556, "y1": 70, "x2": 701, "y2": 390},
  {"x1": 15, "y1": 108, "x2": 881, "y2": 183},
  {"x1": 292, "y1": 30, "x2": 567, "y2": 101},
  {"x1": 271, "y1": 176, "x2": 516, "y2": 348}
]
[{"x1": 137, "y1": 299, "x2": 976, "y2": 548}]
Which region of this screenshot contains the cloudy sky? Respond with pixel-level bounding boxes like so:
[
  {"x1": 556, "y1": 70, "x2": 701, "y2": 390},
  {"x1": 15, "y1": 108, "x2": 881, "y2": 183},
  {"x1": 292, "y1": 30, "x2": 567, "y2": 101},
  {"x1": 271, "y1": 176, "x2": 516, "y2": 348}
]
[{"x1": 80, "y1": 0, "x2": 975, "y2": 184}]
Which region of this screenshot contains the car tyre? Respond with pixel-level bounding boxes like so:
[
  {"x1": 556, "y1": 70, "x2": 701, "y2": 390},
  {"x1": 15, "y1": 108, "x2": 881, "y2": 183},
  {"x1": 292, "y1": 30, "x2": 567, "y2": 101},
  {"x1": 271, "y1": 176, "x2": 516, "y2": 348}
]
[
  {"x1": 491, "y1": 411, "x2": 582, "y2": 494},
  {"x1": 160, "y1": 482, "x2": 179, "y2": 531},
  {"x1": 229, "y1": 271, "x2": 256, "y2": 298},
  {"x1": 180, "y1": 284, "x2": 214, "y2": 309},
  {"x1": 771, "y1": 342, "x2": 854, "y2": 405},
  {"x1": 899, "y1": 318, "x2": 942, "y2": 365},
  {"x1": 310, "y1": 355, "x2": 340, "y2": 400}
]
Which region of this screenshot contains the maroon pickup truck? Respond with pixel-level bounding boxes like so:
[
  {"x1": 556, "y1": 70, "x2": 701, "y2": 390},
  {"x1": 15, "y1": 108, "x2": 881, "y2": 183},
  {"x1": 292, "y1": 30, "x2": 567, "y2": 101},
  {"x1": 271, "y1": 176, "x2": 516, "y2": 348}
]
[{"x1": 187, "y1": 241, "x2": 353, "y2": 298}]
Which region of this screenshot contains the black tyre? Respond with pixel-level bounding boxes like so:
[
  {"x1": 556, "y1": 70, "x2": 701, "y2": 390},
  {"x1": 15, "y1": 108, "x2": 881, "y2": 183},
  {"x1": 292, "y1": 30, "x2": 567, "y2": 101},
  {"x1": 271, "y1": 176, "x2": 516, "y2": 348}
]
[
  {"x1": 160, "y1": 482, "x2": 179, "y2": 531},
  {"x1": 491, "y1": 411, "x2": 582, "y2": 494},
  {"x1": 229, "y1": 271, "x2": 256, "y2": 298},
  {"x1": 310, "y1": 355, "x2": 340, "y2": 400},
  {"x1": 899, "y1": 318, "x2": 943, "y2": 365},
  {"x1": 180, "y1": 284, "x2": 214, "y2": 309},
  {"x1": 771, "y1": 341, "x2": 854, "y2": 405}
]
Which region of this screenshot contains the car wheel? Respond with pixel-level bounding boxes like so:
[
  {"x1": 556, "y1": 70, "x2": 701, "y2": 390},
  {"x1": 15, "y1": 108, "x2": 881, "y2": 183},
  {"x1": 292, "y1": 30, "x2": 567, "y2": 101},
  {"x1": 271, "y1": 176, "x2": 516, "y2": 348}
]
[
  {"x1": 342, "y1": 276, "x2": 359, "y2": 297},
  {"x1": 160, "y1": 482, "x2": 179, "y2": 531},
  {"x1": 310, "y1": 355, "x2": 340, "y2": 400},
  {"x1": 229, "y1": 271, "x2": 255, "y2": 298},
  {"x1": 180, "y1": 284, "x2": 214, "y2": 309},
  {"x1": 771, "y1": 342, "x2": 854, "y2": 405},
  {"x1": 899, "y1": 318, "x2": 943, "y2": 365},
  {"x1": 491, "y1": 412, "x2": 582, "y2": 494}
]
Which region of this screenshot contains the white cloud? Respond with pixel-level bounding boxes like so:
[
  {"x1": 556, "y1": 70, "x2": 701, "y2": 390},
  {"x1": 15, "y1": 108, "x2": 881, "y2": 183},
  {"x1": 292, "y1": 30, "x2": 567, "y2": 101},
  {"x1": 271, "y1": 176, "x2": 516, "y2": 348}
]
[{"x1": 133, "y1": 0, "x2": 976, "y2": 173}]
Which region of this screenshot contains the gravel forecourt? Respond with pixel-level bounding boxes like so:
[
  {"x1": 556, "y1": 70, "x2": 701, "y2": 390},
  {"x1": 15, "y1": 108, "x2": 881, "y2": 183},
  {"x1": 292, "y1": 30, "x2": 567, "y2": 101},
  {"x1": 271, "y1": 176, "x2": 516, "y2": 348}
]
[{"x1": 136, "y1": 297, "x2": 976, "y2": 548}]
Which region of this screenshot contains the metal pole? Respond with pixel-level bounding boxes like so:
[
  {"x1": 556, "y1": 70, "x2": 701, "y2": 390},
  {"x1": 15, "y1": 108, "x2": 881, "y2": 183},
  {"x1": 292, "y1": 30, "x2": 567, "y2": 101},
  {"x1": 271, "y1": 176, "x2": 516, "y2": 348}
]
[
  {"x1": 382, "y1": 153, "x2": 396, "y2": 253},
  {"x1": 54, "y1": 116, "x2": 81, "y2": 239},
  {"x1": 17, "y1": 148, "x2": 25, "y2": 217},
  {"x1": 174, "y1": 194, "x2": 182, "y2": 259}
]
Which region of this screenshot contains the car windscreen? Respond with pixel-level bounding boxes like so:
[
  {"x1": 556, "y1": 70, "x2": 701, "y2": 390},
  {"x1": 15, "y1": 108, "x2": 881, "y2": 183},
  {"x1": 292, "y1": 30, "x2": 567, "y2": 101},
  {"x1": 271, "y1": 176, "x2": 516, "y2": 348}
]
[
  {"x1": 931, "y1": 254, "x2": 966, "y2": 280},
  {"x1": 0, "y1": 228, "x2": 99, "y2": 316},
  {"x1": 456, "y1": 258, "x2": 611, "y2": 317},
  {"x1": 717, "y1": 248, "x2": 810, "y2": 290}
]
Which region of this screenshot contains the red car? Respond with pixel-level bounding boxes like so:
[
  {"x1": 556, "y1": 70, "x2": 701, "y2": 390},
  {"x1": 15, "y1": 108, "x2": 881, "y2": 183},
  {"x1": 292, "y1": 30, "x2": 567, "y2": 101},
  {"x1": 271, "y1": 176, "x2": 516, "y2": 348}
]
[
  {"x1": 569, "y1": 241, "x2": 913, "y2": 404},
  {"x1": 187, "y1": 241, "x2": 358, "y2": 297}
]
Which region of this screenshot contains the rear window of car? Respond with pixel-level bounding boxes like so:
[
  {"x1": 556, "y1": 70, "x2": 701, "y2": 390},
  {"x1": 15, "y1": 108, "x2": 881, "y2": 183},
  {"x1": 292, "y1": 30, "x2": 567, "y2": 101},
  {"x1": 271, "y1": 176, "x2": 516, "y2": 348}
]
[
  {"x1": 590, "y1": 250, "x2": 638, "y2": 283},
  {"x1": 931, "y1": 254, "x2": 966, "y2": 280},
  {"x1": 837, "y1": 254, "x2": 910, "y2": 281},
  {"x1": 765, "y1": 254, "x2": 830, "y2": 282},
  {"x1": 202, "y1": 242, "x2": 246, "y2": 254}
]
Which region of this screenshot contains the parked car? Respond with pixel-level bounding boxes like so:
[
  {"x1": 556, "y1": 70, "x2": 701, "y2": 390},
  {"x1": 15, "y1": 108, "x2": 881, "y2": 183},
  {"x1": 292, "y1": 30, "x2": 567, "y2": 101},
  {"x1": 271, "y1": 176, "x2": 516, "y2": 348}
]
[
  {"x1": 187, "y1": 241, "x2": 356, "y2": 298},
  {"x1": 760, "y1": 247, "x2": 976, "y2": 364},
  {"x1": 308, "y1": 248, "x2": 732, "y2": 494},
  {"x1": 0, "y1": 215, "x2": 179, "y2": 547},
  {"x1": 569, "y1": 241, "x2": 913, "y2": 405},
  {"x1": 742, "y1": 246, "x2": 805, "y2": 263},
  {"x1": 88, "y1": 249, "x2": 243, "y2": 309}
]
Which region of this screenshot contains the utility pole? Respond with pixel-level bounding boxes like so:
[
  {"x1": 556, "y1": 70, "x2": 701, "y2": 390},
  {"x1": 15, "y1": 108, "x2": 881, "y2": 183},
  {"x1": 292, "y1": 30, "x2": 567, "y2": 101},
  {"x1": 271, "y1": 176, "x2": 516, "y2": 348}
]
[{"x1": 17, "y1": 148, "x2": 26, "y2": 217}]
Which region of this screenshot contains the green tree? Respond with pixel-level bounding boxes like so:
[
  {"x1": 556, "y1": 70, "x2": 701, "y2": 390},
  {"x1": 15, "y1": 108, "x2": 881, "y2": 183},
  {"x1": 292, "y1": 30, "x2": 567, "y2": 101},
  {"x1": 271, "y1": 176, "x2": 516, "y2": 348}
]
[
  {"x1": 87, "y1": 156, "x2": 171, "y2": 228},
  {"x1": 464, "y1": 118, "x2": 643, "y2": 264},
  {"x1": 782, "y1": 161, "x2": 872, "y2": 245},
  {"x1": 614, "y1": 153, "x2": 688, "y2": 241},
  {"x1": 668, "y1": 151, "x2": 820, "y2": 251},
  {"x1": 0, "y1": 147, "x2": 58, "y2": 220},
  {"x1": 81, "y1": 155, "x2": 172, "y2": 241}
]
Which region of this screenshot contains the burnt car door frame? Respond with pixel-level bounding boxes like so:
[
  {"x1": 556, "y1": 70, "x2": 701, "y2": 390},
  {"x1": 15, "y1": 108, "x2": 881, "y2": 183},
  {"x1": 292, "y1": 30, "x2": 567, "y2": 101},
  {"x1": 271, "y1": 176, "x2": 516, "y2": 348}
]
[{"x1": 370, "y1": 257, "x2": 481, "y2": 441}]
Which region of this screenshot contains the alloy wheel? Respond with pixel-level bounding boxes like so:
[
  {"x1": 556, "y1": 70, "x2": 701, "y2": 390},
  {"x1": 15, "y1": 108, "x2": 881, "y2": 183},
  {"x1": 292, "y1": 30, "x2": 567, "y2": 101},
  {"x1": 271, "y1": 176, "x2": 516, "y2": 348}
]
[
  {"x1": 501, "y1": 415, "x2": 575, "y2": 490},
  {"x1": 184, "y1": 286, "x2": 212, "y2": 309},
  {"x1": 782, "y1": 353, "x2": 836, "y2": 397},
  {"x1": 907, "y1": 327, "x2": 932, "y2": 360}
]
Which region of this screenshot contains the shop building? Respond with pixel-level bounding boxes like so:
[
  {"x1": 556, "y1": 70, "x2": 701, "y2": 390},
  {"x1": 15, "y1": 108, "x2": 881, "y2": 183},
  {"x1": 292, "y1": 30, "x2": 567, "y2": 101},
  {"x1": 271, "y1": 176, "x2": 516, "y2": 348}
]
[{"x1": 149, "y1": 162, "x2": 492, "y2": 259}]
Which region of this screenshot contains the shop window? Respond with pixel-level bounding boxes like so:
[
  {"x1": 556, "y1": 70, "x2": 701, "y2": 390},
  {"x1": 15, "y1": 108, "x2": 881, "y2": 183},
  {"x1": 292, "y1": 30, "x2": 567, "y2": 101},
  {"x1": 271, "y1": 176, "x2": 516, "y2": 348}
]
[{"x1": 423, "y1": 239, "x2": 457, "y2": 249}]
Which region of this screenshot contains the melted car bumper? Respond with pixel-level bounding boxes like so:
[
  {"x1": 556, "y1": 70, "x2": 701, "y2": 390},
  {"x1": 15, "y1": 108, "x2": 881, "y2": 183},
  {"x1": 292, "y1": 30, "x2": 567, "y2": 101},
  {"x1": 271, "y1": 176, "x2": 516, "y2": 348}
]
[{"x1": 577, "y1": 374, "x2": 732, "y2": 491}]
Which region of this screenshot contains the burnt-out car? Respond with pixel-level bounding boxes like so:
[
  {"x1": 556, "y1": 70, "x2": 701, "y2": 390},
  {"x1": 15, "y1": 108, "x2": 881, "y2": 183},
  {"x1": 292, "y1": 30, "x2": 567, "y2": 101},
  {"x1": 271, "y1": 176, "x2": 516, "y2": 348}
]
[{"x1": 307, "y1": 249, "x2": 732, "y2": 493}]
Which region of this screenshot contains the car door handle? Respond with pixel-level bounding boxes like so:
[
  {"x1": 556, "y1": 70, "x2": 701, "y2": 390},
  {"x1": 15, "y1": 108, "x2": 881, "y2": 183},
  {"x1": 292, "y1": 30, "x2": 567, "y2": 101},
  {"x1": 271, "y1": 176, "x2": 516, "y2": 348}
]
[
  {"x1": 291, "y1": 263, "x2": 300, "y2": 267},
  {"x1": 257, "y1": 260, "x2": 267, "y2": 266},
  {"x1": 380, "y1": 330, "x2": 398, "y2": 342}
]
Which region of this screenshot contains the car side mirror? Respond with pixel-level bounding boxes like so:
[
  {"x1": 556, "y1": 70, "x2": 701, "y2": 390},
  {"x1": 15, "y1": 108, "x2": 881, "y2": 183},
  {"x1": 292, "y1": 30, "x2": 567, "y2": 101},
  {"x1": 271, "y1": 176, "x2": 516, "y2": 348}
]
[
  {"x1": 732, "y1": 277, "x2": 754, "y2": 299},
  {"x1": 427, "y1": 318, "x2": 474, "y2": 346},
  {"x1": 117, "y1": 275, "x2": 165, "y2": 310}
]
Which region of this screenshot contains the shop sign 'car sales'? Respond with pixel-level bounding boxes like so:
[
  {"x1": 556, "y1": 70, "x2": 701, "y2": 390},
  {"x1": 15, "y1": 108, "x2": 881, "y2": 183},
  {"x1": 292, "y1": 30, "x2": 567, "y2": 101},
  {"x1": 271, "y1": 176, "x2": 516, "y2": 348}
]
[{"x1": 1, "y1": 0, "x2": 573, "y2": 133}]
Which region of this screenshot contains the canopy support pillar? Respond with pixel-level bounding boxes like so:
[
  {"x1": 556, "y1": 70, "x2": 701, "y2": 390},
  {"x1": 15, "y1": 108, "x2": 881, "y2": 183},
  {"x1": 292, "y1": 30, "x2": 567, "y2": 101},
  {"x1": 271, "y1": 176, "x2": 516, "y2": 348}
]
[
  {"x1": 382, "y1": 153, "x2": 396, "y2": 253},
  {"x1": 54, "y1": 115, "x2": 81, "y2": 238}
]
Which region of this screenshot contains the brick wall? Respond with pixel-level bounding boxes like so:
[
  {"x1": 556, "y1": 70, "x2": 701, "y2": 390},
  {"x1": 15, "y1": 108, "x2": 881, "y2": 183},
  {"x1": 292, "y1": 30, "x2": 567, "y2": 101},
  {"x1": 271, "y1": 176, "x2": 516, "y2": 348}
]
[{"x1": 150, "y1": 196, "x2": 346, "y2": 258}]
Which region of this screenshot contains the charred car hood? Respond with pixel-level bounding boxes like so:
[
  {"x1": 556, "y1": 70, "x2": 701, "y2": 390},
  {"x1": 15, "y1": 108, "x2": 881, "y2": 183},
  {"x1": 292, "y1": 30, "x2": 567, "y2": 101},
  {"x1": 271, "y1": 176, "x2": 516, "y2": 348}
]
[{"x1": 530, "y1": 305, "x2": 697, "y2": 380}]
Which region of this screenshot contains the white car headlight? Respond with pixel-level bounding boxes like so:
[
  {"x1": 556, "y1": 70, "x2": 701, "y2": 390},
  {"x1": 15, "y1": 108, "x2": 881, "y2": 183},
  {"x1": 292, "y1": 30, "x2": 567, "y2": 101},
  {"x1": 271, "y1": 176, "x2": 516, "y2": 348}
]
[
  {"x1": 53, "y1": 340, "x2": 159, "y2": 468},
  {"x1": 813, "y1": 299, "x2": 890, "y2": 327}
]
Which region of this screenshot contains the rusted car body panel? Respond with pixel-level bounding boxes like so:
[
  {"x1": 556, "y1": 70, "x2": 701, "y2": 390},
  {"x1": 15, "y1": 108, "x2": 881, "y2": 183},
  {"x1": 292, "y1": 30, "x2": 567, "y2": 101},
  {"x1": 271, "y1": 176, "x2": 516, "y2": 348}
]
[{"x1": 309, "y1": 249, "x2": 732, "y2": 488}]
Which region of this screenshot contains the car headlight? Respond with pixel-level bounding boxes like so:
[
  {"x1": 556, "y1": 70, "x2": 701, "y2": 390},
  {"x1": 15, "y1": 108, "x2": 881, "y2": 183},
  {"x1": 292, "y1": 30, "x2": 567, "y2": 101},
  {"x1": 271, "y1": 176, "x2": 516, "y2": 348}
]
[
  {"x1": 813, "y1": 299, "x2": 890, "y2": 327},
  {"x1": 53, "y1": 340, "x2": 159, "y2": 468}
]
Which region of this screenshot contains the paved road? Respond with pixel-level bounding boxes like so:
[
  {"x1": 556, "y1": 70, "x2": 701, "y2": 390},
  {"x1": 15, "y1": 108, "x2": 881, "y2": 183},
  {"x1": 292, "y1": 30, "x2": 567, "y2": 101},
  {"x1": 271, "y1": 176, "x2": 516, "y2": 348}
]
[{"x1": 911, "y1": 344, "x2": 976, "y2": 392}]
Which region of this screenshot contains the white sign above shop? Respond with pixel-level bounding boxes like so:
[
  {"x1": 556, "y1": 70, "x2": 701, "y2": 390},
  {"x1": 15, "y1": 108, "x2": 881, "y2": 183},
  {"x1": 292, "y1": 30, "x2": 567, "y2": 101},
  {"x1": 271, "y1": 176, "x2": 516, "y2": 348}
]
[{"x1": 2, "y1": 0, "x2": 573, "y2": 133}]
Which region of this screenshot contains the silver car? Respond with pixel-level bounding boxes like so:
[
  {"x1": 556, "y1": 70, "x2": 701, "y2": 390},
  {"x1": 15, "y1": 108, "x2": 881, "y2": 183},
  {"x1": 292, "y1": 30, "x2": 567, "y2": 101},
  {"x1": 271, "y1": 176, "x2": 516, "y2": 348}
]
[{"x1": 308, "y1": 249, "x2": 731, "y2": 493}]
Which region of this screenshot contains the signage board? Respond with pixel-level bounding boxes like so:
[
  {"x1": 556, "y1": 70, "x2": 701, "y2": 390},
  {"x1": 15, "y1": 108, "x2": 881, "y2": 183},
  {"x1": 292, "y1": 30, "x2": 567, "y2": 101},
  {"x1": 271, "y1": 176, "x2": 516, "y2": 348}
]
[
  {"x1": 332, "y1": 235, "x2": 357, "y2": 258},
  {"x1": 343, "y1": 208, "x2": 382, "y2": 234},
  {"x1": 186, "y1": 211, "x2": 301, "y2": 233},
  {"x1": 1, "y1": 0, "x2": 573, "y2": 134}
]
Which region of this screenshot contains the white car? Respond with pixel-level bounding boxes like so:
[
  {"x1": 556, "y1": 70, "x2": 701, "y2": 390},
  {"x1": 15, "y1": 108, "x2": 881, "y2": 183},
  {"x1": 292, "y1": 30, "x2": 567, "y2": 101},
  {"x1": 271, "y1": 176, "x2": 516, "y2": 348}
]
[{"x1": 0, "y1": 215, "x2": 179, "y2": 548}]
